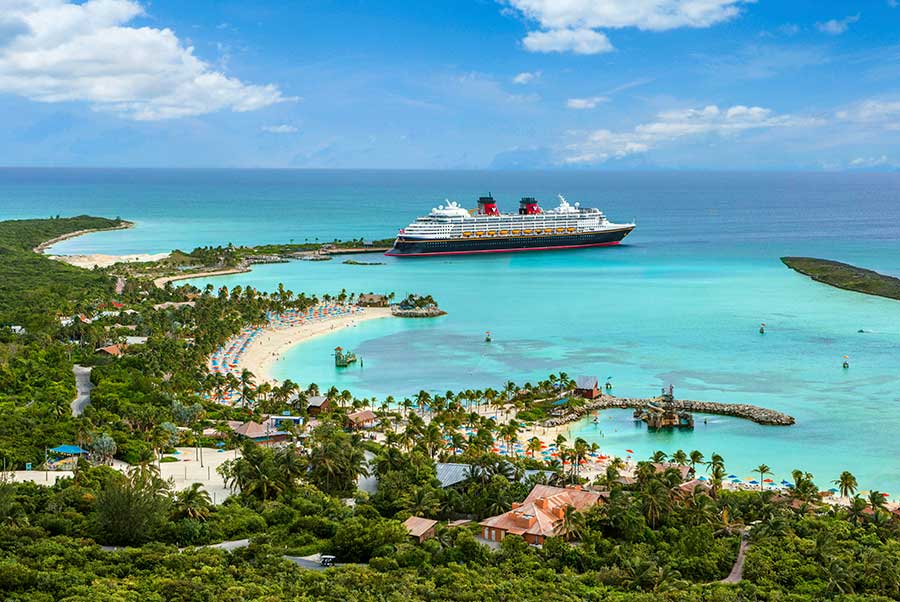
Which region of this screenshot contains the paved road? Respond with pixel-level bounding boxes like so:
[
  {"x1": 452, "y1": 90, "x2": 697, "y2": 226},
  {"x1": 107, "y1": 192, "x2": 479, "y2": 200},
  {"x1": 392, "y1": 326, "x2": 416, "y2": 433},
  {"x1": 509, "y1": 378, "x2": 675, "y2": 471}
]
[
  {"x1": 72, "y1": 365, "x2": 93, "y2": 417},
  {"x1": 357, "y1": 451, "x2": 377, "y2": 494}
]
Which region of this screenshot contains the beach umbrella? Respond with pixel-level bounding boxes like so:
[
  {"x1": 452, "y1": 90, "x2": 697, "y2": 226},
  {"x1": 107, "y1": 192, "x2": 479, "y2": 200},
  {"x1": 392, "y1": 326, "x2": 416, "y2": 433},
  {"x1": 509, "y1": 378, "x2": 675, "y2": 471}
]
[
  {"x1": 781, "y1": 480, "x2": 791, "y2": 486},
  {"x1": 626, "y1": 449, "x2": 634, "y2": 454},
  {"x1": 728, "y1": 474, "x2": 738, "y2": 479},
  {"x1": 883, "y1": 492, "x2": 890, "y2": 497},
  {"x1": 697, "y1": 476, "x2": 707, "y2": 481},
  {"x1": 763, "y1": 478, "x2": 773, "y2": 483},
  {"x1": 215, "y1": 442, "x2": 226, "y2": 447},
  {"x1": 748, "y1": 480, "x2": 759, "y2": 485},
  {"x1": 828, "y1": 488, "x2": 839, "y2": 493}
]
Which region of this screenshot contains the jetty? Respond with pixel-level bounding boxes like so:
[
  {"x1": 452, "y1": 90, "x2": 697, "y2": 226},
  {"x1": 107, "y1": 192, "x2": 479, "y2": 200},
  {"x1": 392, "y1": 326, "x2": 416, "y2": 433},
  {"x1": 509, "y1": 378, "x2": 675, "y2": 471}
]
[{"x1": 541, "y1": 394, "x2": 795, "y2": 427}]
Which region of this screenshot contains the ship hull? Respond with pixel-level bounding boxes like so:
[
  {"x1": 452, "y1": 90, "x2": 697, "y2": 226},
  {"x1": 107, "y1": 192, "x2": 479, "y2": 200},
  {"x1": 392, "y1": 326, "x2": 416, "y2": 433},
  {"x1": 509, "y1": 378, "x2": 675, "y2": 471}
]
[{"x1": 385, "y1": 226, "x2": 633, "y2": 257}]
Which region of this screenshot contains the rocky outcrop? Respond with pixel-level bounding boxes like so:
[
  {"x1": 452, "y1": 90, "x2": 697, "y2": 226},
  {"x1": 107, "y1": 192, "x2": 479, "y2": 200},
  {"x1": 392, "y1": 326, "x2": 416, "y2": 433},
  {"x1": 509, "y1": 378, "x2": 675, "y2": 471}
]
[{"x1": 541, "y1": 395, "x2": 795, "y2": 427}]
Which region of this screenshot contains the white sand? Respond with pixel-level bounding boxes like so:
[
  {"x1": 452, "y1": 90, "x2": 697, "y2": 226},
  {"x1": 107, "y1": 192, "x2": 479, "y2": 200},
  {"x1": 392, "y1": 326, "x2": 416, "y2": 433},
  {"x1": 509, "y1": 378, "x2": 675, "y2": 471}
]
[
  {"x1": 50, "y1": 252, "x2": 171, "y2": 269},
  {"x1": 235, "y1": 307, "x2": 393, "y2": 383}
]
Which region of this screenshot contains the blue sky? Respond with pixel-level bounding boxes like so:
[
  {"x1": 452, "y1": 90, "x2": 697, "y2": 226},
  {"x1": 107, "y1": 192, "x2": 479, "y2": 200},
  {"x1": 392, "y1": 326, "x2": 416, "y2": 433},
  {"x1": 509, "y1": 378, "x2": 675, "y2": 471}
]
[{"x1": 0, "y1": 0, "x2": 899, "y2": 169}]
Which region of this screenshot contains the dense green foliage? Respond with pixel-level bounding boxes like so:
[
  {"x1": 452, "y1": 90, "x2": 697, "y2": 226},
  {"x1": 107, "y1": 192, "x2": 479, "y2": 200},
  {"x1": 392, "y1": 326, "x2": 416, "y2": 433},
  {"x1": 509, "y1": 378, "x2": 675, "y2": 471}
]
[
  {"x1": 782, "y1": 256, "x2": 900, "y2": 301},
  {"x1": 0, "y1": 216, "x2": 122, "y2": 320},
  {"x1": 5, "y1": 218, "x2": 900, "y2": 601}
]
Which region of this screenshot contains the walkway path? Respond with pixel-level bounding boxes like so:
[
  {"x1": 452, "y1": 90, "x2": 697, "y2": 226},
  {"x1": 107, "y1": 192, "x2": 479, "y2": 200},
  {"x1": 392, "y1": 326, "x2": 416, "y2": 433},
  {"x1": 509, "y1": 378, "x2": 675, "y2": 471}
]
[
  {"x1": 722, "y1": 534, "x2": 750, "y2": 584},
  {"x1": 72, "y1": 365, "x2": 93, "y2": 417}
]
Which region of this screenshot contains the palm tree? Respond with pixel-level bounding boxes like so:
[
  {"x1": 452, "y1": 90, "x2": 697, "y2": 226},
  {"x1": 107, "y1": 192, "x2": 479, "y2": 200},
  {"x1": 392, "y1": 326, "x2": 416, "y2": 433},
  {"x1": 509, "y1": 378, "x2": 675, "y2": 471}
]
[
  {"x1": 755, "y1": 464, "x2": 772, "y2": 491},
  {"x1": 640, "y1": 479, "x2": 672, "y2": 529},
  {"x1": 689, "y1": 450, "x2": 705, "y2": 473},
  {"x1": 671, "y1": 449, "x2": 688, "y2": 466},
  {"x1": 237, "y1": 369, "x2": 256, "y2": 407},
  {"x1": 526, "y1": 437, "x2": 542, "y2": 458},
  {"x1": 833, "y1": 471, "x2": 858, "y2": 498},
  {"x1": 553, "y1": 505, "x2": 584, "y2": 541},
  {"x1": 171, "y1": 483, "x2": 212, "y2": 521},
  {"x1": 651, "y1": 450, "x2": 668, "y2": 463},
  {"x1": 868, "y1": 490, "x2": 887, "y2": 511}
]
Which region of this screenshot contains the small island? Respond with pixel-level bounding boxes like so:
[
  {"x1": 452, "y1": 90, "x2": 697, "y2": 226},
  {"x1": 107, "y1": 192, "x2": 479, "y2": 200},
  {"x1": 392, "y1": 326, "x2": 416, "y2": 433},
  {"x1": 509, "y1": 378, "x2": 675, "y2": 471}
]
[
  {"x1": 391, "y1": 293, "x2": 447, "y2": 318},
  {"x1": 782, "y1": 256, "x2": 900, "y2": 301}
]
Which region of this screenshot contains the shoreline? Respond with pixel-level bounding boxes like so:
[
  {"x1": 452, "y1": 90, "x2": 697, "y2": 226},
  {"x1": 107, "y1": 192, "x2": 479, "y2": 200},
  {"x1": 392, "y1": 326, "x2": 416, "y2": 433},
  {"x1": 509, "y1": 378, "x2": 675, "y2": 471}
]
[
  {"x1": 154, "y1": 266, "x2": 251, "y2": 289},
  {"x1": 33, "y1": 220, "x2": 135, "y2": 254},
  {"x1": 212, "y1": 306, "x2": 394, "y2": 386}
]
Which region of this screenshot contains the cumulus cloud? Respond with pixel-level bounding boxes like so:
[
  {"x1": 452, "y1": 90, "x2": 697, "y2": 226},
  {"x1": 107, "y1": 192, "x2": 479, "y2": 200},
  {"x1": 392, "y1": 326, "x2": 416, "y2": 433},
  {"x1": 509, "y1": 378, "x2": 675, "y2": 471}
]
[
  {"x1": 523, "y1": 28, "x2": 612, "y2": 54},
  {"x1": 816, "y1": 14, "x2": 860, "y2": 35},
  {"x1": 261, "y1": 124, "x2": 298, "y2": 134},
  {"x1": 512, "y1": 70, "x2": 541, "y2": 84},
  {"x1": 566, "y1": 96, "x2": 608, "y2": 109},
  {"x1": 0, "y1": 0, "x2": 294, "y2": 120},
  {"x1": 504, "y1": 0, "x2": 752, "y2": 54},
  {"x1": 564, "y1": 104, "x2": 820, "y2": 163}
]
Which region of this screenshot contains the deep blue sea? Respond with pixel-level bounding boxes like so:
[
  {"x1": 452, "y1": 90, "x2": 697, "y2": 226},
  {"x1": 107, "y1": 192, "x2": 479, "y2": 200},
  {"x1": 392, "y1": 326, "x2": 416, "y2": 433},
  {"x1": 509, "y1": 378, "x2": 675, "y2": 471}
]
[{"x1": 3, "y1": 168, "x2": 900, "y2": 493}]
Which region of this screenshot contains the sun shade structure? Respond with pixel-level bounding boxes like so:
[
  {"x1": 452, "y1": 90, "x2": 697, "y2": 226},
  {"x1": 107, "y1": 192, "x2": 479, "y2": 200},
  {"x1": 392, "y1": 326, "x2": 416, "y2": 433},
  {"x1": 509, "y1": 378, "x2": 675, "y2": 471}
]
[{"x1": 50, "y1": 445, "x2": 87, "y2": 455}]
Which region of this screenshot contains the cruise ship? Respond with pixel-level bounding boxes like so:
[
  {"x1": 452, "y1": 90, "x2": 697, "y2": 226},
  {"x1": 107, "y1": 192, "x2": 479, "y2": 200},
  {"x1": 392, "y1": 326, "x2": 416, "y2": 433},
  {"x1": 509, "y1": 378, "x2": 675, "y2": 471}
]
[{"x1": 385, "y1": 195, "x2": 634, "y2": 257}]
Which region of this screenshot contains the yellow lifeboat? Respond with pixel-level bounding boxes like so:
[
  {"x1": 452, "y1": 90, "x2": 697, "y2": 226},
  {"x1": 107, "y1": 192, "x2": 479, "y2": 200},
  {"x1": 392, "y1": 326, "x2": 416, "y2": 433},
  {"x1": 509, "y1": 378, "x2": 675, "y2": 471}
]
[
  {"x1": 462, "y1": 232, "x2": 472, "y2": 237},
  {"x1": 567, "y1": 227, "x2": 575, "y2": 233},
  {"x1": 488, "y1": 231, "x2": 496, "y2": 236},
  {"x1": 476, "y1": 231, "x2": 484, "y2": 236},
  {"x1": 556, "y1": 227, "x2": 565, "y2": 233},
  {"x1": 511, "y1": 229, "x2": 520, "y2": 235},
  {"x1": 499, "y1": 230, "x2": 508, "y2": 235},
  {"x1": 544, "y1": 228, "x2": 552, "y2": 233},
  {"x1": 523, "y1": 229, "x2": 532, "y2": 234}
]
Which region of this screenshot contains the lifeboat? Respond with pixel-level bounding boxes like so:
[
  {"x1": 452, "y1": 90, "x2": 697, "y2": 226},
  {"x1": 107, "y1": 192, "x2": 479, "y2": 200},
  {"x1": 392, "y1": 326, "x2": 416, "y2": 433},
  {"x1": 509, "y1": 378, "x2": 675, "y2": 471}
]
[
  {"x1": 511, "y1": 229, "x2": 520, "y2": 234},
  {"x1": 499, "y1": 230, "x2": 508, "y2": 235},
  {"x1": 523, "y1": 229, "x2": 532, "y2": 234},
  {"x1": 462, "y1": 232, "x2": 472, "y2": 237},
  {"x1": 488, "y1": 231, "x2": 496, "y2": 236},
  {"x1": 567, "y1": 227, "x2": 575, "y2": 233},
  {"x1": 556, "y1": 227, "x2": 565, "y2": 233},
  {"x1": 476, "y1": 231, "x2": 484, "y2": 236},
  {"x1": 544, "y1": 228, "x2": 552, "y2": 233}
]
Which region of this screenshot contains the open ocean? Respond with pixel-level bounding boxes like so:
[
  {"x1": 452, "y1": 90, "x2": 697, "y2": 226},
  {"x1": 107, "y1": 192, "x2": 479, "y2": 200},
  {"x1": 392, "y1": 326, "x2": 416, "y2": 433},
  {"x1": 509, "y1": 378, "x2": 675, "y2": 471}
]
[{"x1": 3, "y1": 168, "x2": 900, "y2": 493}]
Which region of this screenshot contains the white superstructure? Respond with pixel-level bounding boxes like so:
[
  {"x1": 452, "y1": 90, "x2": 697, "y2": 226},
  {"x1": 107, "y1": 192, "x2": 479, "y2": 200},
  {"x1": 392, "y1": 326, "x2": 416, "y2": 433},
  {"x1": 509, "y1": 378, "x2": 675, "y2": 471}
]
[{"x1": 399, "y1": 195, "x2": 631, "y2": 241}]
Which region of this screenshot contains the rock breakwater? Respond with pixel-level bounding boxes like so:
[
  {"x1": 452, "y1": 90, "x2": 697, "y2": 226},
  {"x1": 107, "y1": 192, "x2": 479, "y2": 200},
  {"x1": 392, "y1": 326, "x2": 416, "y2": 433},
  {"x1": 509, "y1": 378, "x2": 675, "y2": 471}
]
[{"x1": 541, "y1": 395, "x2": 795, "y2": 427}]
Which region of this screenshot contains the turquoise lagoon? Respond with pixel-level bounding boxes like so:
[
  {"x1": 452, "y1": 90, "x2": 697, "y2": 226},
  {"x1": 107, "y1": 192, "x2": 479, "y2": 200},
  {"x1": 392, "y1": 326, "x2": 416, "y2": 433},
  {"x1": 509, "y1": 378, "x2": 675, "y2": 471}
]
[{"x1": 4, "y1": 169, "x2": 900, "y2": 492}]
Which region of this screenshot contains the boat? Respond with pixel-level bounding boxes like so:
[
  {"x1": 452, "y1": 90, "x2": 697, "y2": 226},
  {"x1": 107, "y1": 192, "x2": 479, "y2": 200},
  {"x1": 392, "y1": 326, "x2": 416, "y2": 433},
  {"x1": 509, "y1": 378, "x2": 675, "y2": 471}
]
[{"x1": 385, "y1": 195, "x2": 635, "y2": 257}]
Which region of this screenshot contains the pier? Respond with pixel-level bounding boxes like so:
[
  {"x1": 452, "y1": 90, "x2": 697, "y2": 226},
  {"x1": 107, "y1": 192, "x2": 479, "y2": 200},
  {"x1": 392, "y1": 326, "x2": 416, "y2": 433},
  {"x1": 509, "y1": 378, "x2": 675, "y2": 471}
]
[{"x1": 541, "y1": 394, "x2": 795, "y2": 427}]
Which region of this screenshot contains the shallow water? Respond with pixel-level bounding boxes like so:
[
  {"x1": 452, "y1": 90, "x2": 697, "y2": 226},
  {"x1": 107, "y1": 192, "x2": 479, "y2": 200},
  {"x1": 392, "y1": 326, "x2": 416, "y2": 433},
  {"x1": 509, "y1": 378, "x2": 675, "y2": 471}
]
[{"x1": 4, "y1": 168, "x2": 900, "y2": 492}]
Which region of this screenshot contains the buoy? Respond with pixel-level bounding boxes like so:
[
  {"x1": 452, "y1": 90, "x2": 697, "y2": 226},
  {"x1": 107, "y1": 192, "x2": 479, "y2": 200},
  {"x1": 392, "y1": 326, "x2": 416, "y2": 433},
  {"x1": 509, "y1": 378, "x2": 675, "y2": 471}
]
[
  {"x1": 842, "y1": 355, "x2": 850, "y2": 369},
  {"x1": 484, "y1": 331, "x2": 492, "y2": 343},
  {"x1": 759, "y1": 322, "x2": 766, "y2": 334}
]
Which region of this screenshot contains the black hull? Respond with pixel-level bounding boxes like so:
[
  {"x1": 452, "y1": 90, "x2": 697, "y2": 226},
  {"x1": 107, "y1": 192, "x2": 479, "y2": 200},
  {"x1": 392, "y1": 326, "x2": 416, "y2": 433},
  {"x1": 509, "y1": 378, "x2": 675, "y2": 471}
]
[{"x1": 385, "y1": 227, "x2": 633, "y2": 257}]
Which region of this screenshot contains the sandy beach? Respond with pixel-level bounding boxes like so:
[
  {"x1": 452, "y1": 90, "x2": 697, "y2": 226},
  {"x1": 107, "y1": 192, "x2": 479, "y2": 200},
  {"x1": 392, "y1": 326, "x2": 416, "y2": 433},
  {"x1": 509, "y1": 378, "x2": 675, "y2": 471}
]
[
  {"x1": 210, "y1": 306, "x2": 393, "y2": 388},
  {"x1": 51, "y1": 252, "x2": 172, "y2": 269}
]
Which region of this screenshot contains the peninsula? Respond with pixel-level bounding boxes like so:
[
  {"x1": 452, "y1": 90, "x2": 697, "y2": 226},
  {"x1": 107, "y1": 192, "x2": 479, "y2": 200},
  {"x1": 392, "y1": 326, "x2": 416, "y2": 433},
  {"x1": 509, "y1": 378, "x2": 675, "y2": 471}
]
[{"x1": 782, "y1": 256, "x2": 900, "y2": 301}]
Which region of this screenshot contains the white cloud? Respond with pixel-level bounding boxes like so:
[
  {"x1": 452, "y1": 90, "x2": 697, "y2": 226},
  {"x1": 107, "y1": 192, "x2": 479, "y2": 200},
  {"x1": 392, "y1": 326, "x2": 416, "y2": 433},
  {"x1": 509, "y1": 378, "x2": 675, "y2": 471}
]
[
  {"x1": 505, "y1": 0, "x2": 752, "y2": 31},
  {"x1": 566, "y1": 96, "x2": 608, "y2": 109},
  {"x1": 849, "y1": 155, "x2": 892, "y2": 168},
  {"x1": 816, "y1": 14, "x2": 859, "y2": 35},
  {"x1": 505, "y1": 0, "x2": 752, "y2": 54},
  {"x1": 512, "y1": 70, "x2": 541, "y2": 84},
  {"x1": 261, "y1": 124, "x2": 298, "y2": 134},
  {"x1": 0, "y1": 0, "x2": 294, "y2": 120},
  {"x1": 564, "y1": 104, "x2": 821, "y2": 163},
  {"x1": 523, "y1": 28, "x2": 613, "y2": 54},
  {"x1": 836, "y1": 99, "x2": 900, "y2": 128}
]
